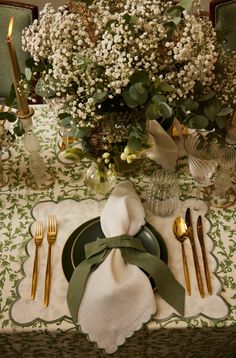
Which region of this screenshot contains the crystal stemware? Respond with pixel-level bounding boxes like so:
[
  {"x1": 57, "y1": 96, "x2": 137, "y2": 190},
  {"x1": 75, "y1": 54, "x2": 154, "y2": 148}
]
[
  {"x1": 211, "y1": 146, "x2": 236, "y2": 207},
  {"x1": 184, "y1": 132, "x2": 220, "y2": 203}
]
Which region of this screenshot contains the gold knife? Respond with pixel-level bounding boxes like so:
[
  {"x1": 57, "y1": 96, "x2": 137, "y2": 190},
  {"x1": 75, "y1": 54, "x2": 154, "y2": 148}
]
[
  {"x1": 197, "y1": 215, "x2": 212, "y2": 295},
  {"x1": 185, "y1": 208, "x2": 205, "y2": 298}
]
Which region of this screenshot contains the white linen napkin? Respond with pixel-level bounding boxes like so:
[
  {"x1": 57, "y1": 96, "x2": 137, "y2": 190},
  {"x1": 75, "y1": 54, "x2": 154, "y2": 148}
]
[
  {"x1": 75, "y1": 181, "x2": 156, "y2": 353},
  {"x1": 146, "y1": 120, "x2": 178, "y2": 171}
]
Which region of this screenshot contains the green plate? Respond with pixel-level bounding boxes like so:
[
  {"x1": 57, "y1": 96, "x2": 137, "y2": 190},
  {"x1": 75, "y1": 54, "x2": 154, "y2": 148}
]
[{"x1": 62, "y1": 217, "x2": 168, "y2": 283}]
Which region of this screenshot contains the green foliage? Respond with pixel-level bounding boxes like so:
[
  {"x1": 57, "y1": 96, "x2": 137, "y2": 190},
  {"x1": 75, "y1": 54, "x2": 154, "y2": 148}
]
[
  {"x1": 130, "y1": 70, "x2": 150, "y2": 86},
  {"x1": 176, "y1": 82, "x2": 232, "y2": 133},
  {"x1": 13, "y1": 120, "x2": 25, "y2": 136},
  {"x1": 178, "y1": 0, "x2": 193, "y2": 11},
  {"x1": 35, "y1": 76, "x2": 57, "y2": 98},
  {"x1": 92, "y1": 90, "x2": 108, "y2": 103},
  {"x1": 4, "y1": 84, "x2": 17, "y2": 108},
  {"x1": 122, "y1": 71, "x2": 174, "y2": 128},
  {"x1": 0, "y1": 112, "x2": 17, "y2": 123}
]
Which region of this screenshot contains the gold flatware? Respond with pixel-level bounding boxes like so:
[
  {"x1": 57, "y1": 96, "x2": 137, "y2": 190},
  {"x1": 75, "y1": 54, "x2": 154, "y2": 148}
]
[
  {"x1": 185, "y1": 208, "x2": 205, "y2": 298},
  {"x1": 197, "y1": 215, "x2": 212, "y2": 295},
  {"x1": 44, "y1": 215, "x2": 57, "y2": 307},
  {"x1": 173, "y1": 216, "x2": 191, "y2": 295},
  {"x1": 31, "y1": 221, "x2": 44, "y2": 300}
]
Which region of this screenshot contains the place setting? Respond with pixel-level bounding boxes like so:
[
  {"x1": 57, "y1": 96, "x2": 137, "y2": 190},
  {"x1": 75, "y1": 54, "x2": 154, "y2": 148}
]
[{"x1": 10, "y1": 178, "x2": 229, "y2": 354}]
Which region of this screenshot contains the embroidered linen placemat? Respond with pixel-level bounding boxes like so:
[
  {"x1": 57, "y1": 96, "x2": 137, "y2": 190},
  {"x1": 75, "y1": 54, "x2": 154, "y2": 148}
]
[{"x1": 11, "y1": 198, "x2": 228, "y2": 327}]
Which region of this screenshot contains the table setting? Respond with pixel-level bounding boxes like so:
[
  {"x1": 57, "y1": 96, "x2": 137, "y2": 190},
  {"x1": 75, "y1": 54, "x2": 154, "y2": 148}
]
[
  {"x1": 1, "y1": 0, "x2": 236, "y2": 356},
  {"x1": 0, "y1": 104, "x2": 235, "y2": 356}
]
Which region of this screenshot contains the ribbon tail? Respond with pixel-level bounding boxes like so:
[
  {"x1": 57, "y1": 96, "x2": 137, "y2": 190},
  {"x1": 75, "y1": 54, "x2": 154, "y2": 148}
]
[
  {"x1": 123, "y1": 249, "x2": 185, "y2": 316},
  {"x1": 67, "y1": 260, "x2": 93, "y2": 323}
]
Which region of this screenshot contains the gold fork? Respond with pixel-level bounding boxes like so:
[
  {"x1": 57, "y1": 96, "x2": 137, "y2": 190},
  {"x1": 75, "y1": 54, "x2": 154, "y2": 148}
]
[
  {"x1": 44, "y1": 215, "x2": 57, "y2": 307},
  {"x1": 31, "y1": 221, "x2": 44, "y2": 300}
]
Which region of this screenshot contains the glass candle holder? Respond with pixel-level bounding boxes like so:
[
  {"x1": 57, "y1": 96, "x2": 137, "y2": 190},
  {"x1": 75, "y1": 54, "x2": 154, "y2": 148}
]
[{"x1": 17, "y1": 108, "x2": 55, "y2": 190}]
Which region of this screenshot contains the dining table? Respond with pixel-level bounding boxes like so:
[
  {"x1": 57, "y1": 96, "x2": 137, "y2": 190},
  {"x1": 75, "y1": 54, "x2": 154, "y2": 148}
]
[{"x1": 0, "y1": 105, "x2": 235, "y2": 358}]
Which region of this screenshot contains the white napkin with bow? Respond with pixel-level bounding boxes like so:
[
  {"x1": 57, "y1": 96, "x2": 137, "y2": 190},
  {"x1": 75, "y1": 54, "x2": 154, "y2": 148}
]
[{"x1": 71, "y1": 181, "x2": 156, "y2": 353}]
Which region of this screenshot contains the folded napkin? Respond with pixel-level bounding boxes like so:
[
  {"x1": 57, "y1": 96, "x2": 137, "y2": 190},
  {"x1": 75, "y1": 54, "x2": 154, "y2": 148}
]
[
  {"x1": 67, "y1": 181, "x2": 184, "y2": 353},
  {"x1": 146, "y1": 120, "x2": 178, "y2": 171}
]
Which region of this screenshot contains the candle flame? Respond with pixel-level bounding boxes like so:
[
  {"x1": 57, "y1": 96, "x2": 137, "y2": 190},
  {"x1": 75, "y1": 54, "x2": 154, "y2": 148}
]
[{"x1": 7, "y1": 16, "x2": 14, "y2": 39}]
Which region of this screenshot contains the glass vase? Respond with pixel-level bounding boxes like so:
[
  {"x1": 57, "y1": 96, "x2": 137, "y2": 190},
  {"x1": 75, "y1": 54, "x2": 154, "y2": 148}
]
[{"x1": 84, "y1": 163, "x2": 116, "y2": 196}]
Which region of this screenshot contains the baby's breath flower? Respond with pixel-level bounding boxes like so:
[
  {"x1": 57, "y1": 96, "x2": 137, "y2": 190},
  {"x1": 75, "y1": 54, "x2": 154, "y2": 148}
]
[{"x1": 21, "y1": 0, "x2": 235, "y2": 167}]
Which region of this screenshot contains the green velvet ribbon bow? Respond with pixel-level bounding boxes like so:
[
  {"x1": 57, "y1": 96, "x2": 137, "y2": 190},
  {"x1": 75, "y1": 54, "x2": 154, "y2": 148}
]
[{"x1": 67, "y1": 235, "x2": 185, "y2": 322}]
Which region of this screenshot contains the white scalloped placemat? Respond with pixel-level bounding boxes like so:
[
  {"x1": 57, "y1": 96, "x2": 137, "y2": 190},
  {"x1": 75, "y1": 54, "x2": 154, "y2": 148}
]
[{"x1": 11, "y1": 198, "x2": 228, "y2": 326}]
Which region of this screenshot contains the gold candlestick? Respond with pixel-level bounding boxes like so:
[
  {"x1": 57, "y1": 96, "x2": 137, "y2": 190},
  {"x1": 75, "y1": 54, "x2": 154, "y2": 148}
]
[{"x1": 6, "y1": 16, "x2": 29, "y2": 116}]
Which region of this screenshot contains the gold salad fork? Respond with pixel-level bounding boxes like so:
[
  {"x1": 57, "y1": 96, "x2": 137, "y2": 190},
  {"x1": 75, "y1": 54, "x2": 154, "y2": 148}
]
[
  {"x1": 44, "y1": 215, "x2": 57, "y2": 307},
  {"x1": 31, "y1": 221, "x2": 44, "y2": 300}
]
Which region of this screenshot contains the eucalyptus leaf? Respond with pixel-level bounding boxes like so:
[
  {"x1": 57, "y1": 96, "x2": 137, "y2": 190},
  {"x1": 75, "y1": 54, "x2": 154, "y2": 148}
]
[
  {"x1": 123, "y1": 14, "x2": 138, "y2": 25},
  {"x1": 189, "y1": 114, "x2": 209, "y2": 129},
  {"x1": 159, "y1": 81, "x2": 174, "y2": 93},
  {"x1": 152, "y1": 77, "x2": 161, "y2": 89},
  {"x1": 25, "y1": 67, "x2": 32, "y2": 81},
  {"x1": 76, "y1": 127, "x2": 91, "y2": 138},
  {"x1": 181, "y1": 99, "x2": 199, "y2": 111},
  {"x1": 178, "y1": 0, "x2": 193, "y2": 11},
  {"x1": 127, "y1": 136, "x2": 142, "y2": 152},
  {"x1": 25, "y1": 57, "x2": 35, "y2": 69},
  {"x1": 130, "y1": 70, "x2": 150, "y2": 86},
  {"x1": 171, "y1": 17, "x2": 182, "y2": 26},
  {"x1": 216, "y1": 115, "x2": 226, "y2": 129},
  {"x1": 165, "y1": 22, "x2": 176, "y2": 41},
  {"x1": 152, "y1": 94, "x2": 167, "y2": 104},
  {"x1": 35, "y1": 77, "x2": 57, "y2": 98},
  {"x1": 203, "y1": 103, "x2": 218, "y2": 122},
  {"x1": 146, "y1": 102, "x2": 161, "y2": 120},
  {"x1": 197, "y1": 93, "x2": 215, "y2": 102},
  {"x1": 165, "y1": 6, "x2": 182, "y2": 17},
  {"x1": 61, "y1": 116, "x2": 72, "y2": 128},
  {"x1": 123, "y1": 89, "x2": 139, "y2": 108},
  {"x1": 58, "y1": 112, "x2": 72, "y2": 119},
  {"x1": 92, "y1": 90, "x2": 108, "y2": 103},
  {"x1": 129, "y1": 83, "x2": 148, "y2": 105},
  {"x1": 159, "y1": 102, "x2": 172, "y2": 118},
  {"x1": 35, "y1": 61, "x2": 47, "y2": 73},
  {"x1": 217, "y1": 107, "x2": 233, "y2": 116}
]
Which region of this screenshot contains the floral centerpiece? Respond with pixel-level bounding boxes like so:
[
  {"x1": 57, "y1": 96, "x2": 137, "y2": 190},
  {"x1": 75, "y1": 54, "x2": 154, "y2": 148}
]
[{"x1": 9, "y1": 0, "x2": 236, "y2": 175}]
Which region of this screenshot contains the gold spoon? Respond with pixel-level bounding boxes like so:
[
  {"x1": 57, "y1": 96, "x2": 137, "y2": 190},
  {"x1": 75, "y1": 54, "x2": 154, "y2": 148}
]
[{"x1": 173, "y1": 216, "x2": 191, "y2": 295}]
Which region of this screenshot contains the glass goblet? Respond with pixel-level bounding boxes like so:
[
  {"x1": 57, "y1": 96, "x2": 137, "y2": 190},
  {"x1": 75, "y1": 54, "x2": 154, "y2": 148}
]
[
  {"x1": 212, "y1": 145, "x2": 236, "y2": 207},
  {"x1": 184, "y1": 131, "x2": 220, "y2": 203}
]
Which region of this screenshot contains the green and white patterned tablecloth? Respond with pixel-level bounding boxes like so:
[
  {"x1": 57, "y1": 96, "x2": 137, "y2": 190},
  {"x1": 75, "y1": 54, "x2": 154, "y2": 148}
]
[{"x1": 0, "y1": 106, "x2": 235, "y2": 358}]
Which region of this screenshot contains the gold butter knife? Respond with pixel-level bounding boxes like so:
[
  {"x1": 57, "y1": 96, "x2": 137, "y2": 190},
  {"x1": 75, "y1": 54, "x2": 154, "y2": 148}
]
[
  {"x1": 185, "y1": 208, "x2": 205, "y2": 298},
  {"x1": 197, "y1": 215, "x2": 212, "y2": 295}
]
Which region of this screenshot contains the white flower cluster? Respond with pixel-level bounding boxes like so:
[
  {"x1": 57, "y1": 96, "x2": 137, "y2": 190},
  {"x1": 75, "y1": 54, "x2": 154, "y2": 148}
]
[
  {"x1": 164, "y1": 12, "x2": 217, "y2": 100},
  {"x1": 22, "y1": 0, "x2": 232, "y2": 166},
  {"x1": 22, "y1": 0, "x2": 218, "y2": 125}
]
